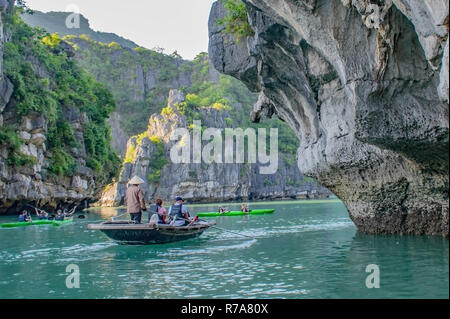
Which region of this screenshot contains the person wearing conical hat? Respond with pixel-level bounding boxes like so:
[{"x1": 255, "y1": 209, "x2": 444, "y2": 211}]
[{"x1": 125, "y1": 176, "x2": 147, "y2": 224}]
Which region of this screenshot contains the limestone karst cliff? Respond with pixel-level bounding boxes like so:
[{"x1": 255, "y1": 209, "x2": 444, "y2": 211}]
[
  {"x1": 0, "y1": 3, "x2": 120, "y2": 214},
  {"x1": 13, "y1": 6, "x2": 333, "y2": 210},
  {"x1": 22, "y1": 10, "x2": 203, "y2": 155},
  {"x1": 98, "y1": 89, "x2": 331, "y2": 206},
  {"x1": 209, "y1": 0, "x2": 449, "y2": 236}
]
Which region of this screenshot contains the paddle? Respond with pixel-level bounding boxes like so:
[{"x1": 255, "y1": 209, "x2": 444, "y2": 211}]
[
  {"x1": 26, "y1": 204, "x2": 51, "y2": 220},
  {"x1": 184, "y1": 217, "x2": 254, "y2": 239},
  {"x1": 111, "y1": 212, "x2": 129, "y2": 221},
  {"x1": 25, "y1": 203, "x2": 42, "y2": 213},
  {"x1": 208, "y1": 224, "x2": 254, "y2": 239}
]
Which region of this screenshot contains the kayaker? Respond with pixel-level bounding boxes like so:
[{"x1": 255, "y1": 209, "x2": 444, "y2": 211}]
[
  {"x1": 169, "y1": 197, "x2": 190, "y2": 226},
  {"x1": 34, "y1": 208, "x2": 48, "y2": 220},
  {"x1": 241, "y1": 204, "x2": 249, "y2": 213},
  {"x1": 64, "y1": 205, "x2": 77, "y2": 217},
  {"x1": 125, "y1": 176, "x2": 147, "y2": 224},
  {"x1": 55, "y1": 209, "x2": 65, "y2": 221},
  {"x1": 19, "y1": 210, "x2": 31, "y2": 222},
  {"x1": 218, "y1": 206, "x2": 229, "y2": 214}
]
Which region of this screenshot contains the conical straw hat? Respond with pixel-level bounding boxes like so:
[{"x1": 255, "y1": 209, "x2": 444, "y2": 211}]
[{"x1": 129, "y1": 176, "x2": 145, "y2": 185}]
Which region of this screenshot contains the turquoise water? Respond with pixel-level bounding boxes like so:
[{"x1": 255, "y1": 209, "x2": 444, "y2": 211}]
[{"x1": 0, "y1": 200, "x2": 448, "y2": 299}]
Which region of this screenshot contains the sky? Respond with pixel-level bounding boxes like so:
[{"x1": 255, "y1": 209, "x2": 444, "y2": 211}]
[{"x1": 25, "y1": 0, "x2": 216, "y2": 60}]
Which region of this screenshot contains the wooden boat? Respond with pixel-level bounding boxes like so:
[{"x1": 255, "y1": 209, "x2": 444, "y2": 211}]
[{"x1": 87, "y1": 220, "x2": 216, "y2": 245}]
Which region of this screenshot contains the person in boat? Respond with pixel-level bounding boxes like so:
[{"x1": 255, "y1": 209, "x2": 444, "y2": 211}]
[
  {"x1": 125, "y1": 176, "x2": 147, "y2": 224},
  {"x1": 19, "y1": 210, "x2": 31, "y2": 222},
  {"x1": 148, "y1": 198, "x2": 168, "y2": 225},
  {"x1": 218, "y1": 206, "x2": 230, "y2": 214},
  {"x1": 34, "y1": 208, "x2": 49, "y2": 220},
  {"x1": 241, "y1": 204, "x2": 250, "y2": 214},
  {"x1": 156, "y1": 199, "x2": 168, "y2": 224},
  {"x1": 63, "y1": 205, "x2": 77, "y2": 218},
  {"x1": 54, "y1": 209, "x2": 65, "y2": 221},
  {"x1": 169, "y1": 197, "x2": 191, "y2": 226}
]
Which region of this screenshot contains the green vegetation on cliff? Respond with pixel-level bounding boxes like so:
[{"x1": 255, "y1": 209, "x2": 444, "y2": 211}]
[
  {"x1": 217, "y1": 0, "x2": 254, "y2": 41},
  {"x1": 147, "y1": 136, "x2": 167, "y2": 184},
  {"x1": 3, "y1": 10, "x2": 121, "y2": 183},
  {"x1": 62, "y1": 35, "x2": 190, "y2": 136},
  {"x1": 0, "y1": 126, "x2": 37, "y2": 166},
  {"x1": 21, "y1": 12, "x2": 298, "y2": 161}
]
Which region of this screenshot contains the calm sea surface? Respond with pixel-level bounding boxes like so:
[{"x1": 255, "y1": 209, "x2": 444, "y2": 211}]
[{"x1": 0, "y1": 200, "x2": 448, "y2": 299}]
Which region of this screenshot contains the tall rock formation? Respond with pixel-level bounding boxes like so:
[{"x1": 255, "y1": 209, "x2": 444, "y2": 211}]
[
  {"x1": 209, "y1": 0, "x2": 449, "y2": 236},
  {"x1": 0, "y1": 3, "x2": 120, "y2": 214},
  {"x1": 0, "y1": 0, "x2": 14, "y2": 125},
  {"x1": 98, "y1": 89, "x2": 331, "y2": 206}
]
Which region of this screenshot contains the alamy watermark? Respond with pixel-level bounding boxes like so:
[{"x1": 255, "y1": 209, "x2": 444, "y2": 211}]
[
  {"x1": 365, "y1": 264, "x2": 380, "y2": 288},
  {"x1": 65, "y1": 4, "x2": 81, "y2": 29},
  {"x1": 65, "y1": 264, "x2": 80, "y2": 289},
  {"x1": 169, "y1": 121, "x2": 279, "y2": 174}
]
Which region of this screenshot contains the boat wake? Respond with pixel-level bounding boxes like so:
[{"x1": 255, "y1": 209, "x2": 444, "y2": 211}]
[
  {"x1": 207, "y1": 219, "x2": 354, "y2": 240},
  {"x1": 0, "y1": 242, "x2": 117, "y2": 264},
  {"x1": 158, "y1": 238, "x2": 258, "y2": 257}
]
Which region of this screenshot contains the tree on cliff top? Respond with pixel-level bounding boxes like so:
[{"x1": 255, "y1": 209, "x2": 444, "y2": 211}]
[{"x1": 217, "y1": 0, "x2": 254, "y2": 42}]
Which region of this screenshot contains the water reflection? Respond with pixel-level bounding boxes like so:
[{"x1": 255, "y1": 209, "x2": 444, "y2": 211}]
[{"x1": 85, "y1": 206, "x2": 124, "y2": 219}]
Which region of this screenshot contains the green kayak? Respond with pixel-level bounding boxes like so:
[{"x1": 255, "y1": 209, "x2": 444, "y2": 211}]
[
  {"x1": 1, "y1": 219, "x2": 54, "y2": 228},
  {"x1": 1, "y1": 217, "x2": 74, "y2": 228},
  {"x1": 196, "y1": 209, "x2": 275, "y2": 217},
  {"x1": 52, "y1": 217, "x2": 73, "y2": 226}
]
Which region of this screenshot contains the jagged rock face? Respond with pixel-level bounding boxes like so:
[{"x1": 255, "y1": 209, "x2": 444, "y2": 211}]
[
  {"x1": 209, "y1": 0, "x2": 449, "y2": 236},
  {"x1": 0, "y1": 3, "x2": 110, "y2": 214},
  {"x1": 0, "y1": 0, "x2": 14, "y2": 126},
  {"x1": 98, "y1": 89, "x2": 330, "y2": 206},
  {"x1": 0, "y1": 108, "x2": 96, "y2": 214},
  {"x1": 107, "y1": 112, "x2": 129, "y2": 157}
]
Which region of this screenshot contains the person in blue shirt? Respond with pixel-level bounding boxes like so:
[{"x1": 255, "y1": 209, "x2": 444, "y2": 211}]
[
  {"x1": 34, "y1": 208, "x2": 49, "y2": 220},
  {"x1": 54, "y1": 209, "x2": 65, "y2": 221},
  {"x1": 18, "y1": 210, "x2": 31, "y2": 222},
  {"x1": 169, "y1": 197, "x2": 191, "y2": 226}
]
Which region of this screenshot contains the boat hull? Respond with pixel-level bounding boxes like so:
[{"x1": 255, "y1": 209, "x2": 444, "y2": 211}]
[
  {"x1": 52, "y1": 218, "x2": 73, "y2": 226},
  {"x1": 88, "y1": 221, "x2": 216, "y2": 245},
  {"x1": 1, "y1": 218, "x2": 74, "y2": 229},
  {"x1": 1, "y1": 220, "x2": 53, "y2": 228}
]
